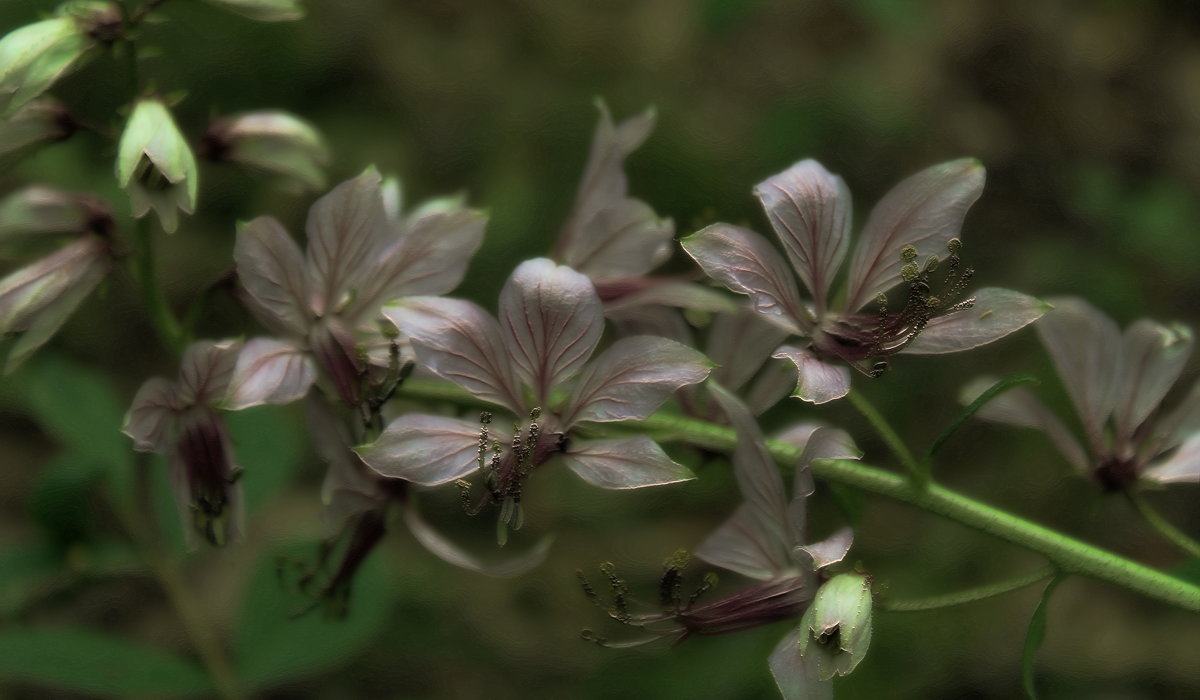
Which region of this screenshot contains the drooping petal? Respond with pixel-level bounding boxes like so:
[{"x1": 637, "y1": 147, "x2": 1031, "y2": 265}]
[
  {"x1": 773, "y1": 345, "x2": 852, "y2": 404},
  {"x1": 682, "y1": 223, "x2": 810, "y2": 334},
  {"x1": 383, "y1": 297, "x2": 523, "y2": 413},
  {"x1": 223, "y1": 337, "x2": 316, "y2": 410},
  {"x1": 177, "y1": 339, "x2": 240, "y2": 407},
  {"x1": 755, "y1": 160, "x2": 852, "y2": 315},
  {"x1": 1144, "y1": 434, "x2": 1200, "y2": 485},
  {"x1": 559, "y1": 436, "x2": 693, "y2": 489},
  {"x1": 1035, "y1": 297, "x2": 1122, "y2": 455},
  {"x1": 708, "y1": 308, "x2": 792, "y2": 393},
  {"x1": 304, "y1": 170, "x2": 389, "y2": 316},
  {"x1": 960, "y1": 377, "x2": 1090, "y2": 473},
  {"x1": 769, "y1": 626, "x2": 834, "y2": 700},
  {"x1": 123, "y1": 377, "x2": 178, "y2": 453},
  {"x1": 797, "y1": 527, "x2": 854, "y2": 570},
  {"x1": 403, "y1": 506, "x2": 551, "y2": 577},
  {"x1": 1112, "y1": 321, "x2": 1193, "y2": 444},
  {"x1": 844, "y1": 159, "x2": 985, "y2": 311},
  {"x1": 901, "y1": 288, "x2": 1049, "y2": 354},
  {"x1": 233, "y1": 216, "x2": 311, "y2": 337},
  {"x1": 562, "y1": 336, "x2": 712, "y2": 426},
  {"x1": 356, "y1": 414, "x2": 487, "y2": 486},
  {"x1": 498, "y1": 258, "x2": 604, "y2": 400}
]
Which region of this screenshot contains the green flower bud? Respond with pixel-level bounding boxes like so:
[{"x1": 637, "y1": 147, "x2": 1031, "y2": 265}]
[
  {"x1": 0, "y1": 11, "x2": 102, "y2": 117},
  {"x1": 796, "y1": 572, "x2": 873, "y2": 682},
  {"x1": 202, "y1": 0, "x2": 305, "y2": 22},
  {"x1": 0, "y1": 98, "x2": 74, "y2": 169},
  {"x1": 116, "y1": 99, "x2": 198, "y2": 233},
  {"x1": 203, "y1": 110, "x2": 328, "y2": 190}
]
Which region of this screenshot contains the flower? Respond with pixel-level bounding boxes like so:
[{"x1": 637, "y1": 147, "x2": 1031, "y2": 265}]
[
  {"x1": 123, "y1": 340, "x2": 244, "y2": 546},
  {"x1": 358, "y1": 258, "x2": 712, "y2": 540},
  {"x1": 682, "y1": 159, "x2": 1048, "y2": 403},
  {"x1": 0, "y1": 98, "x2": 75, "y2": 169},
  {"x1": 202, "y1": 110, "x2": 328, "y2": 190},
  {"x1": 964, "y1": 297, "x2": 1200, "y2": 489},
  {"x1": 116, "y1": 99, "x2": 198, "y2": 233},
  {"x1": 230, "y1": 169, "x2": 485, "y2": 408}
]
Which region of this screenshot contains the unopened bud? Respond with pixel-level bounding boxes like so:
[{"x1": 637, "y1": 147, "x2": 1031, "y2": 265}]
[
  {"x1": 0, "y1": 15, "x2": 95, "y2": 116},
  {"x1": 0, "y1": 98, "x2": 75, "y2": 168},
  {"x1": 797, "y1": 572, "x2": 873, "y2": 681},
  {"x1": 203, "y1": 110, "x2": 328, "y2": 191},
  {"x1": 0, "y1": 186, "x2": 112, "y2": 240},
  {"x1": 116, "y1": 99, "x2": 198, "y2": 233}
]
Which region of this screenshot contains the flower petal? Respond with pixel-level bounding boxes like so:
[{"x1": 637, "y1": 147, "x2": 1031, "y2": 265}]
[
  {"x1": 383, "y1": 297, "x2": 523, "y2": 413},
  {"x1": 1113, "y1": 320, "x2": 1193, "y2": 444},
  {"x1": 223, "y1": 337, "x2": 316, "y2": 410},
  {"x1": 797, "y1": 526, "x2": 854, "y2": 570},
  {"x1": 123, "y1": 376, "x2": 177, "y2": 453},
  {"x1": 769, "y1": 626, "x2": 834, "y2": 700},
  {"x1": 902, "y1": 288, "x2": 1049, "y2": 354},
  {"x1": 233, "y1": 216, "x2": 311, "y2": 337},
  {"x1": 682, "y1": 223, "x2": 809, "y2": 334},
  {"x1": 563, "y1": 336, "x2": 712, "y2": 425},
  {"x1": 1144, "y1": 434, "x2": 1200, "y2": 485},
  {"x1": 304, "y1": 169, "x2": 389, "y2": 315},
  {"x1": 403, "y1": 506, "x2": 551, "y2": 577},
  {"x1": 498, "y1": 258, "x2": 604, "y2": 401},
  {"x1": 844, "y1": 159, "x2": 985, "y2": 311},
  {"x1": 755, "y1": 159, "x2": 851, "y2": 314},
  {"x1": 177, "y1": 339, "x2": 240, "y2": 407},
  {"x1": 772, "y1": 345, "x2": 852, "y2": 404},
  {"x1": 355, "y1": 414, "x2": 486, "y2": 486},
  {"x1": 960, "y1": 377, "x2": 1089, "y2": 473},
  {"x1": 694, "y1": 502, "x2": 792, "y2": 580},
  {"x1": 1035, "y1": 297, "x2": 1122, "y2": 455},
  {"x1": 708, "y1": 308, "x2": 791, "y2": 392},
  {"x1": 560, "y1": 436, "x2": 693, "y2": 489},
  {"x1": 600, "y1": 279, "x2": 737, "y2": 315},
  {"x1": 562, "y1": 198, "x2": 673, "y2": 279}
]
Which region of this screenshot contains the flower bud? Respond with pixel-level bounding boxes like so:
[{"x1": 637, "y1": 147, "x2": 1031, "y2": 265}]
[
  {"x1": 0, "y1": 98, "x2": 75, "y2": 168},
  {"x1": 0, "y1": 15, "x2": 95, "y2": 116},
  {"x1": 0, "y1": 186, "x2": 112, "y2": 241},
  {"x1": 116, "y1": 99, "x2": 198, "y2": 233},
  {"x1": 796, "y1": 572, "x2": 873, "y2": 681},
  {"x1": 203, "y1": 110, "x2": 328, "y2": 190},
  {"x1": 201, "y1": 0, "x2": 304, "y2": 22}
]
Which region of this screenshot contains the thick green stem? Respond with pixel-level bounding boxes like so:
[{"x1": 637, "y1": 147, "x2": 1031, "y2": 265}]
[
  {"x1": 879, "y1": 565, "x2": 1056, "y2": 612},
  {"x1": 847, "y1": 388, "x2": 925, "y2": 485},
  {"x1": 1127, "y1": 491, "x2": 1200, "y2": 561}
]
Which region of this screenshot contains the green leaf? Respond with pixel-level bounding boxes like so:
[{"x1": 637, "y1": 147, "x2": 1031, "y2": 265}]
[
  {"x1": 234, "y1": 541, "x2": 395, "y2": 689},
  {"x1": 927, "y1": 373, "x2": 1040, "y2": 461},
  {"x1": 0, "y1": 18, "x2": 92, "y2": 116},
  {"x1": 0, "y1": 627, "x2": 213, "y2": 697},
  {"x1": 1021, "y1": 574, "x2": 1064, "y2": 700},
  {"x1": 29, "y1": 452, "x2": 100, "y2": 545},
  {"x1": 226, "y1": 405, "x2": 303, "y2": 511},
  {"x1": 0, "y1": 541, "x2": 59, "y2": 617}
]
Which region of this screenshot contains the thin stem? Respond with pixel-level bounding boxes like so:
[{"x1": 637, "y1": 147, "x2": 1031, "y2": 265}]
[
  {"x1": 393, "y1": 380, "x2": 1200, "y2": 613},
  {"x1": 879, "y1": 565, "x2": 1057, "y2": 612},
  {"x1": 846, "y1": 388, "x2": 925, "y2": 485},
  {"x1": 925, "y1": 373, "x2": 1039, "y2": 461},
  {"x1": 132, "y1": 216, "x2": 186, "y2": 355},
  {"x1": 1127, "y1": 490, "x2": 1200, "y2": 561}
]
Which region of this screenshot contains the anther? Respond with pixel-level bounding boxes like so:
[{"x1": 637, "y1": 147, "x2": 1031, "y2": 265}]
[
  {"x1": 900, "y1": 244, "x2": 918, "y2": 262},
  {"x1": 946, "y1": 237, "x2": 962, "y2": 254},
  {"x1": 923, "y1": 255, "x2": 940, "y2": 274},
  {"x1": 900, "y1": 263, "x2": 920, "y2": 282}
]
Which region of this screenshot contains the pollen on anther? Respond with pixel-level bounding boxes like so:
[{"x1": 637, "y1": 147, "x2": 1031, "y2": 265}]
[{"x1": 900, "y1": 244, "x2": 918, "y2": 262}]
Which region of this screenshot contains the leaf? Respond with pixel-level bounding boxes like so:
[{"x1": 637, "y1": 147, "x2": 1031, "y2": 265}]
[
  {"x1": 754, "y1": 159, "x2": 852, "y2": 314},
  {"x1": 772, "y1": 345, "x2": 852, "y2": 404},
  {"x1": 1022, "y1": 575, "x2": 1064, "y2": 700},
  {"x1": 902, "y1": 288, "x2": 1049, "y2": 354},
  {"x1": 356, "y1": 414, "x2": 491, "y2": 486},
  {"x1": 234, "y1": 542, "x2": 394, "y2": 690},
  {"x1": 29, "y1": 452, "x2": 98, "y2": 545},
  {"x1": 563, "y1": 335, "x2": 712, "y2": 426},
  {"x1": 498, "y1": 258, "x2": 604, "y2": 401},
  {"x1": 304, "y1": 170, "x2": 388, "y2": 316},
  {"x1": 226, "y1": 404, "x2": 304, "y2": 511},
  {"x1": 682, "y1": 223, "x2": 809, "y2": 334},
  {"x1": 0, "y1": 627, "x2": 212, "y2": 697},
  {"x1": 0, "y1": 19, "x2": 92, "y2": 117},
  {"x1": 559, "y1": 436, "x2": 693, "y2": 489},
  {"x1": 233, "y1": 217, "x2": 311, "y2": 337},
  {"x1": 223, "y1": 337, "x2": 315, "y2": 410},
  {"x1": 929, "y1": 373, "x2": 1040, "y2": 460}
]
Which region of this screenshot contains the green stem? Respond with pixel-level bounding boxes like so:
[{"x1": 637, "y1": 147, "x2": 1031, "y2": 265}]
[
  {"x1": 1127, "y1": 491, "x2": 1200, "y2": 561},
  {"x1": 925, "y1": 373, "x2": 1039, "y2": 462},
  {"x1": 847, "y1": 388, "x2": 925, "y2": 485},
  {"x1": 394, "y1": 379, "x2": 1200, "y2": 613},
  {"x1": 132, "y1": 216, "x2": 186, "y2": 355},
  {"x1": 879, "y1": 565, "x2": 1057, "y2": 612}
]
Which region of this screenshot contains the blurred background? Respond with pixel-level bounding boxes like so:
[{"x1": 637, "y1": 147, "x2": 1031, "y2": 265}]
[{"x1": 1, "y1": 0, "x2": 1199, "y2": 697}]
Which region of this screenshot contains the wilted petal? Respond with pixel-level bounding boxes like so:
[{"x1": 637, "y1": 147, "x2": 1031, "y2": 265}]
[
  {"x1": 177, "y1": 339, "x2": 240, "y2": 406},
  {"x1": 563, "y1": 336, "x2": 712, "y2": 426},
  {"x1": 769, "y1": 627, "x2": 834, "y2": 700},
  {"x1": 902, "y1": 288, "x2": 1049, "y2": 354},
  {"x1": 304, "y1": 170, "x2": 389, "y2": 315},
  {"x1": 682, "y1": 223, "x2": 809, "y2": 334},
  {"x1": 709, "y1": 309, "x2": 791, "y2": 392},
  {"x1": 755, "y1": 160, "x2": 851, "y2": 315},
  {"x1": 234, "y1": 216, "x2": 311, "y2": 336},
  {"x1": 223, "y1": 337, "x2": 315, "y2": 409},
  {"x1": 844, "y1": 159, "x2": 985, "y2": 311},
  {"x1": 773, "y1": 346, "x2": 852, "y2": 404},
  {"x1": 403, "y1": 507, "x2": 550, "y2": 577},
  {"x1": 383, "y1": 297, "x2": 523, "y2": 413},
  {"x1": 123, "y1": 377, "x2": 178, "y2": 453},
  {"x1": 1113, "y1": 321, "x2": 1193, "y2": 444},
  {"x1": 356, "y1": 414, "x2": 486, "y2": 486},
  {"x1": 1144, "y1": 434, "x2": 1200, "y2": 485},
  {"x1": 560, "y1": 436, "x2": 693, "y2": 489},
  {"x1": 960, "y1": 377, "x2": 1089, "y2": 473},
  {"x1": 1036, "y1": 297, "x2": 1122, "y2": 455},
  {"x1": 498, "y1": 258, "x2": 604, "y2": 400},
  {"x1": 797, "y1": 527, "x2": 854, "y2": 570}
]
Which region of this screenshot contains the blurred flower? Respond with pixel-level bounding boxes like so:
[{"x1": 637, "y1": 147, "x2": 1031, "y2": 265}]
[
  {"x1": 577, "y1": 385, "x2": 862, "y2": 700},
  {"x1": 202, "y1": 110, "x2": 328, "y2": 190},
  {"x1": 123, "y1": 340, "x2": 244, "y2": 546},
  {"x1": 232, "y1": 169, "x2": 485, "y2": 407},
  {"x1": 683, "y1": 159, "x2": 1048, "y2": 403},
  {"x1": 201, "y1": 0, "x2": 304, "y2": 22},
  {"x1": 964, "y1": 297, "x2": 1200, "y2": 489},
  {"x1": 116, "y1": 99, "x2": 198, "y2": 233},
  {"x1": 361, "y1": 258, "x2": 712, "y2": 541},
  {"x1": 0, "y1": 232, "x2": 111, "y2": 373},
  {"x1": 0, "y1": 13, "x2": 96, "y2": 116},
  {"x1": 0, "y1": 98, "x2": 75, "y2": 169},
  {"x1": 0, "y1": 185, "x2": 112, "y2": 241}
]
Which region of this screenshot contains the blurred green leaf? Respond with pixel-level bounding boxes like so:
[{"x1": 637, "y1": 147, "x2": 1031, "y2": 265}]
[
  {"x1": 234, "y1": 541, "x2": 395, "y2": 689},
  {"x1": 0, "y1": 541, "x2": 58, "y2": 617},
  {"x1": 1021, "y1": 575, "x2": 1063, "y2": 700},
  {"x1": 227, "y1": 405, "x2": 303, "y2": 511},
  {"x1": 29, "y1": 452, "x2": 98, "y2": 545},
  {"x1": 0, "y1": 627, "x2": 213, "y2": 697}
]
